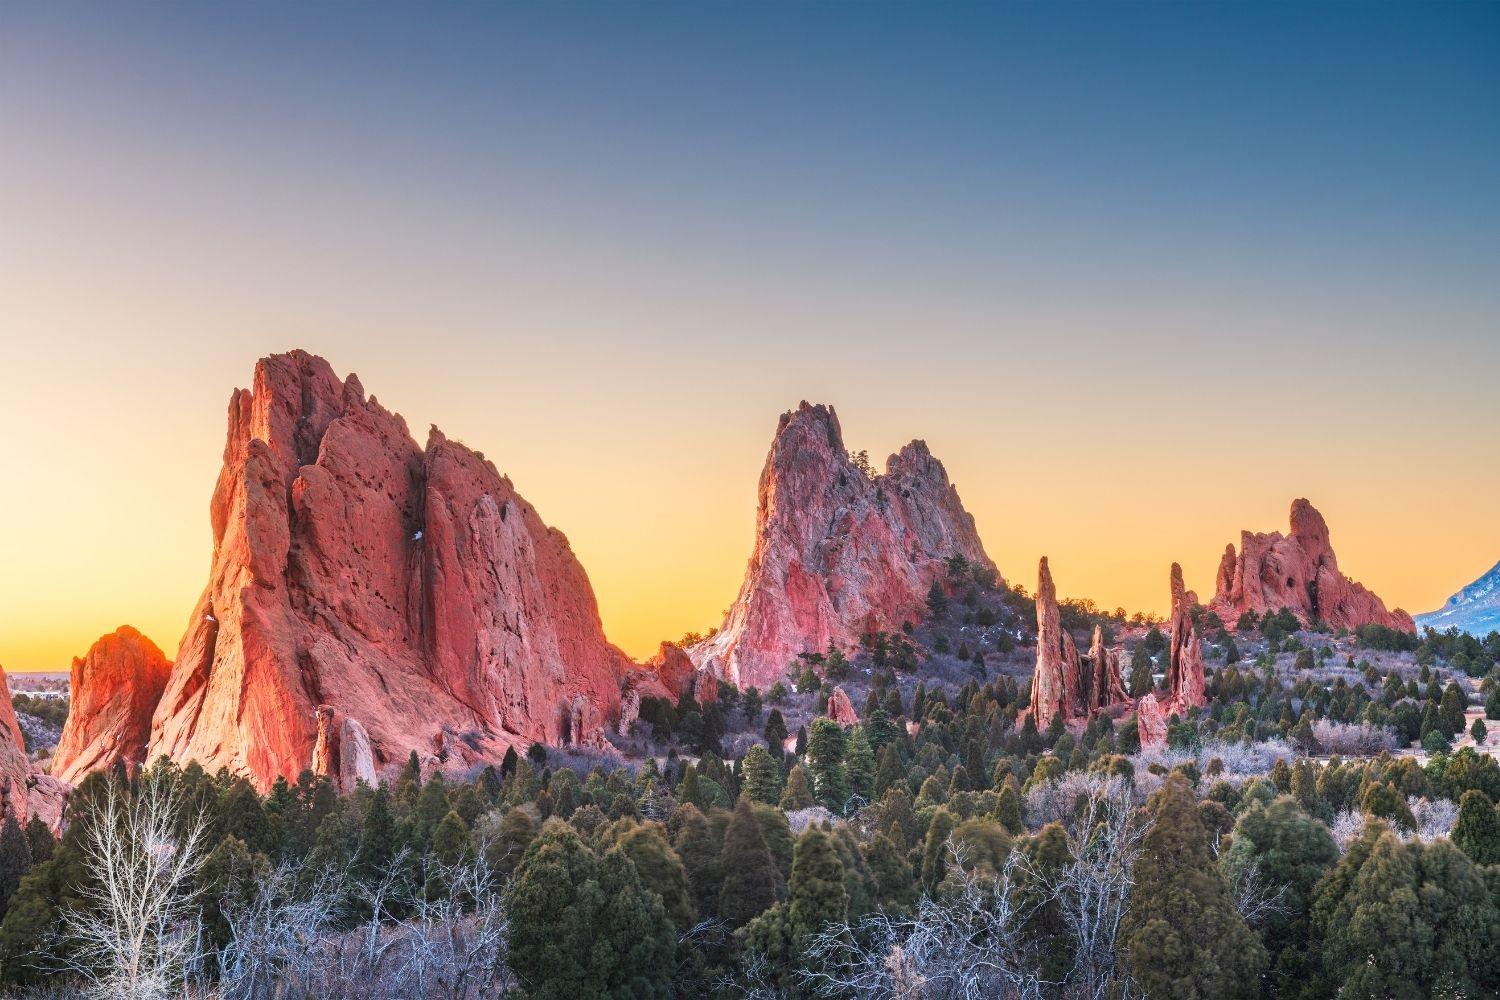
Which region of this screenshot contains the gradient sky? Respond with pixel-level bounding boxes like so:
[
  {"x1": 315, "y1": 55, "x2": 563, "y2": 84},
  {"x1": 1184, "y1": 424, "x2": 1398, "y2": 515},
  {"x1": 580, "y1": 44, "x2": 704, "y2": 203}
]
[{"x1": 2, "y1": 3, "x2": 1497, "y2": 671}]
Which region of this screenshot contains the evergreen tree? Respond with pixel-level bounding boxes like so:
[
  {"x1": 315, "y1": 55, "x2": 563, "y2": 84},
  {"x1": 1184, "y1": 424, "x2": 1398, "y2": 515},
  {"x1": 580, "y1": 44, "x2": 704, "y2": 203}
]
[
  {"x1": 920, "y1": 808, "x2": 959, "y2": 891},
  {"x1": 779, "y1": 763, "x2": 815, "y2": 810},
  {"x1": 505, "y1": 820, "x2": 673, "y2": 999},
  {"x1": 806, "y1": 718, "x2": 850, "y2": 811},
  {"x1": 718, "y1": 798, "x2": 785, "y2": 925},
  {"x1": 788, "y1": 826, "x2": 848, "y2": 939},
  {"x1": 218, "y1": 778, "x2": 274, "y2": 857},
  {"x1": 672, "y1": 804, "x2": 724, "y2": 920},
  {"x1": 1310, "y1": 825, "x2": 1499, "y2": 998},
  {"x1": 355, "y1": 785, "x2": 397, "y2": 880},
  {"x1": 742, "y1": 744, "x2": 782, "y2": 805},
  {"x1": 1451, "y1": 789, "x2": 1500, "y2": 866},
  {"x1": 926, "y1": 580, "x2": 949, "y2": 616},
  {"x1": 763, "y1": 708, "x2": 789, "y2": 753},
  {"x1": 0, "y1": 814, "x2": 31, "y2": 920},
  {"x1": 486, "y1": 805, "x2": 539, "y2": 879},
  {"x1": 844, "y1": 727, "x2": 875, "y2": 804},
  {"x1": 994, "y1": 781, "x2": 1024, "y2": 835},
  {"x1": 864, "y1": 830, "x2": 916, "y2": 912},
  {"x1": 618, "y1": 822, "x2": 694, "y2": 932},
  {"x1": 1119, "y1": 774, "x2": 1267, "y2": 998}
]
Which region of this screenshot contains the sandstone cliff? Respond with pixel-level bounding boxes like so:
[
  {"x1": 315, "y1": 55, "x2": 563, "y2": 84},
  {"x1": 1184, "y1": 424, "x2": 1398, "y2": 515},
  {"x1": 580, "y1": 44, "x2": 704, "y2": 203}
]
[
  {"x1": 691, "y1": 402, "x2": 997, "y2": 690},
  {"x1": 147, "y1": 351, "x2": 635, "y2": 792},
  {"x1": 1210, "y1": 499, "x2": 1414, "y2": 633},
  {"x1": 51, "y1": 626, "x2": 172, "y2": 785}
]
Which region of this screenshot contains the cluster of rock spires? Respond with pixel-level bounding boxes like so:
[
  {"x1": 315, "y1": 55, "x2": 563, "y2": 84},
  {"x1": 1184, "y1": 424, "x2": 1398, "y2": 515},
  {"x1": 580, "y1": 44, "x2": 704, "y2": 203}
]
[
  {"x1": 689, "y1": 402, "x2": 997, "y2": 691},
  {"x1": 1026, "y1": 558, "x2": 1202, "y2": 748},
  {"x1": 1210, "y1": 498, "x2": 1414, "y2": 633},
  {"x1": 11, "y1": 353, "x2": 1429, "y2": 822},
  {"x1": 1027, "y1": 557, "x2": 1130, "y2": 725}
]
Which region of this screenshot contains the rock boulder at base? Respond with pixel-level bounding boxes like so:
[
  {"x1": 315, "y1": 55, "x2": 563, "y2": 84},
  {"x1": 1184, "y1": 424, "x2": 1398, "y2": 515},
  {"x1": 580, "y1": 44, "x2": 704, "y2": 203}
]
[
  {"x1": 826, "y1": 686, "x2": 858, "y2": 726},
  {"x1": 690, "y1": 401, "x2": 997, "y2": 690},
  {"x1": 147, "y1": 351, "x2": 635, "y2": 792},
  {"x1": 51, "y1": 626, "x2": 173, "y2": 785},
  {"x1": 1210, "y1": 499, "x2": 1414, "y2": 633}
]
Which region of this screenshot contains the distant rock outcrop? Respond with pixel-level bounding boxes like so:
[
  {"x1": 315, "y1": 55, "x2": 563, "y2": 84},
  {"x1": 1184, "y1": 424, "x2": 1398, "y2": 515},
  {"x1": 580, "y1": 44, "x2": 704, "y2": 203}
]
[
  {"x1": 1416, "y1": 560, "x2": 1500, "y2": 637},
  {"x1": 51, "y1": 626, "x2": 173, "y2": 786},
  {"x1": 690, "y1": 402, "x2": 997, "y2": 690},
  {"x1": 1210, "y1": 499, "x2": 1414, "y2": 633},
  {"x1": 1138, "y1": 563, "x2": 1208, "y2": 747},
  {"x1": 1028, "y1": 558, "x2": 1127, "y2": 724},
  {"x1": 146, "y1": 351, "x2": 636, "y2": 792}
]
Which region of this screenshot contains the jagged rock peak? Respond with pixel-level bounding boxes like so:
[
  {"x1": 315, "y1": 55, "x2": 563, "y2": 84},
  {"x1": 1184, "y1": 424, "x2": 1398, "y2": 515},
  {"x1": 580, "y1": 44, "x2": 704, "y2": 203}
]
[
  {"x1": 51, "y1": 626, "x2": 172, "y2": 786},
  {"x1": 146, "y1": 350, "x2": 634, "y2": 792},
  {"x1": 1210, "y1": 498, "x2": 1414, "y2": 633},
  {"x1": 690, "y1": 401, "x2": 998, "y2": 690}
]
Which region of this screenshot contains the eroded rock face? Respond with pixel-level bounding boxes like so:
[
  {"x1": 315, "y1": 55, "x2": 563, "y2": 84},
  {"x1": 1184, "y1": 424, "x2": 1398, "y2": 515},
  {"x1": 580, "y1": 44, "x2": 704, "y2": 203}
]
[
  {"x1": 0, "y1": 665, "x2": 65, "y2": 832},
  {"x1": 1029, "y1": 560, "x2": 1128, "y2": 724},
  {"x1": 1210, "y1": 499, "x2": 1414, "y2": 633},
  {"x1": 1029, "y1": 557, "x2": 1081, "y2": 724},
  {"x1": 1138, "y1": 563, "x2": 1208, "y2": 747},
  {"x1": 148, "y1": 351, "x2": 634, "y2": 791},
  {"x1": 826, "y1": 686, "x2": 858, "y2": 726},
  {"x1": 51, "y1": 626, "x2": 172, "y2": 785},
  {"x1": 691, "y1": 402, "x2": 997, "y2": 690}
]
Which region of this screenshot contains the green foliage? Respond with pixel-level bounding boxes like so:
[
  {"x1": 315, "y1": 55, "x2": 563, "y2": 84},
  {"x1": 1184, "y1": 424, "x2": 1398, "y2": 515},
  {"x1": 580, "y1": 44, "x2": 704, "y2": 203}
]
[
  {"x1": 718, "y1": 798, "x2": 785, "y2": 926},
  {"x1": 1120, "y1": 775, "x2": 1267, "y2": 999},
  {"x1": 505, "y1": 820, "x2": 674, "y2": 999},
  {"x1": 742, "y1": 743, "x2": 783, "y2": 805},
  {"x1": 1451, "y1": 789, "x2": 1500, "y2": 866}
]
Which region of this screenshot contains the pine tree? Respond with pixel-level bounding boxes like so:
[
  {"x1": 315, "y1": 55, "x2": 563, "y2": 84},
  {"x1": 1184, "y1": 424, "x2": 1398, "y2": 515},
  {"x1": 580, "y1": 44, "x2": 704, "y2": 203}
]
[
  {"x1": 672, "y1": 804, "x2": 724, "y2": 920},
  {"x1": 356, "y1": 785, "x2": 397, "y2": 880},
  {"x1": 618, "y1": 822, "x2": 694, "y2": 931},
  {"x1": 806, "y1": 718, "x2": 850, "y2": 811},
  {"x1": 0, "y1": 814, "x2": 31, "y2": 920},
  {"x1": 1120, "y1": 774, "x2": 1267, "y2": 998},
  {"x1": 864, "y1": 830, "x2": 916, "y2": 912},
  {"x1": 779, "y1": 763, "x2": 815, "y2": 810},
  {"x1": 994, "y1": 781, "x2": 1024, "y2": 835},
  {"x1": 718, "y1": 798, "x2": 785, "y2": 925},
  {"x1": 874, "y1": 744, "x2": 904, "y2": 796},
  {"x1": 742, "y1": 744, "x2": 782, "y2": 805},
  {"x1": 763, "y1": 708, "x2": 789, "y2": 753},
  {"x1": 844, "y1": 727, "x2": 875, "y2": 803},
  {"x1": 505, "y1": 820, "x2": 673, "y2": 999},
  {"x1": 926, "y1": 580, "x2": 949, "y2": 616},
  {"x1": 788, "y1": 826, "x2": 848, "y2": 938},
  {"x1": 485, "y1": 805, "x2": 539, "y2": 879},
  {"x1": 1452, "y1": 789, "x2": 1500, "y2": 866},
  {"x1": 218, "y1": 778, "x2": 273, "y2": 857},
  {"x1": 920, "y1": 807, "x2": 959, "y2": 891}
]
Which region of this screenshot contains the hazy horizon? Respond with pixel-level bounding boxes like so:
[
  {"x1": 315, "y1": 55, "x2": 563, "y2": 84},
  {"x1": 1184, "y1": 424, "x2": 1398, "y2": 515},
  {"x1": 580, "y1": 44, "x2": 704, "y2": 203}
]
[{"x1": 3, "y1": 2, "x2": 1497, "y2": 671}]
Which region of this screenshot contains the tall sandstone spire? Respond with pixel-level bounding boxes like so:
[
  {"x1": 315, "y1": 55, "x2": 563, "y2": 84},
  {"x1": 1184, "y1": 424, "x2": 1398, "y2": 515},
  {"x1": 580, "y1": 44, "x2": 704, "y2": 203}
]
[
  {"x1": 146, "y1": 351, "x2": 634, "y2": 792},
  {"x1": 1211, "y1": 498, "x2": 1413, "y2": 633},
  {"x1": 690, "y1": 402, "x2": 997, "y2": 690},
  {"x1": 1138, "y1": 562, "x2": 1208, "y2": 746}
]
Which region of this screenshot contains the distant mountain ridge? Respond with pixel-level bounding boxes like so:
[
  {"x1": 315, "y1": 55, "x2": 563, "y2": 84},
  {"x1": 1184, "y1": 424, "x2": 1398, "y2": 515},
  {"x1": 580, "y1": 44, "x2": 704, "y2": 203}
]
[{"x1": 1416, "y1": 560, "x2": 1500, "y2": 637}]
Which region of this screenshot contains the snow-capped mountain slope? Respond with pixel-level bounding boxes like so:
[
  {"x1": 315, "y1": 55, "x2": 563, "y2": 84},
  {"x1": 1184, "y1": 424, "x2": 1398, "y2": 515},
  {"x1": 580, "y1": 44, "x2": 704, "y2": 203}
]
[{"x1": 1416, "y1": 560, "x2": 1500, "y2": 636}]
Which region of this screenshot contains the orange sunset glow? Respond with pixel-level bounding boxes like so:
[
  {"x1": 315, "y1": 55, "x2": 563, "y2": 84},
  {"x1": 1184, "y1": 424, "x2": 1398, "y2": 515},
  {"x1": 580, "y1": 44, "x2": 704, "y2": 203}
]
[{"x1": 1, "y1": 4, "x2": 1497, "y2": 673}]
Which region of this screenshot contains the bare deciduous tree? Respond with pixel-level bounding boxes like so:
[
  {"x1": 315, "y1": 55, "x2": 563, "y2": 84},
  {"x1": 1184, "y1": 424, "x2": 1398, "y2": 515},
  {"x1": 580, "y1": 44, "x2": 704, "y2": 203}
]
[{"x1": 59, "y1": 772, "x2": 208, "y2": 1000}]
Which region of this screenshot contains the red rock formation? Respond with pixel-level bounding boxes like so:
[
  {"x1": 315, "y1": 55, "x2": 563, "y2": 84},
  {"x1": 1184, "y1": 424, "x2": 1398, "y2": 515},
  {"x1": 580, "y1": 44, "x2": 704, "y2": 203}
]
[
  {"x1": 826, "y1": 686, "x2": 858, "y2": 726},
  {"x1": 691, "y1": 402, "x2": 997, "y2": 690},
  {"x1": 147, "y1": 351, "x2": 635, "y2": 792},
  {"x1": 1029, "y1": 557, "x2": 1082, "y2": 724},
  {"x1": 1086, "y1": 625, "x2": 1129, "y2": 713},
  {"x1": 51, "y1": 627, "x2": 172, "y2": 785},
  {"x1": 1138, "y1": 563, "x2": 1209, "y2": 747},
  {"x1": 1029, "y1": 559, "x2": 1128, "y2": 724},
  {"x1": 0, "y1": 665, "x2": 66, "y2": 832},
  {"x1": 1210, "y1": 499, "x2": 1414, "y2": 633}
]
